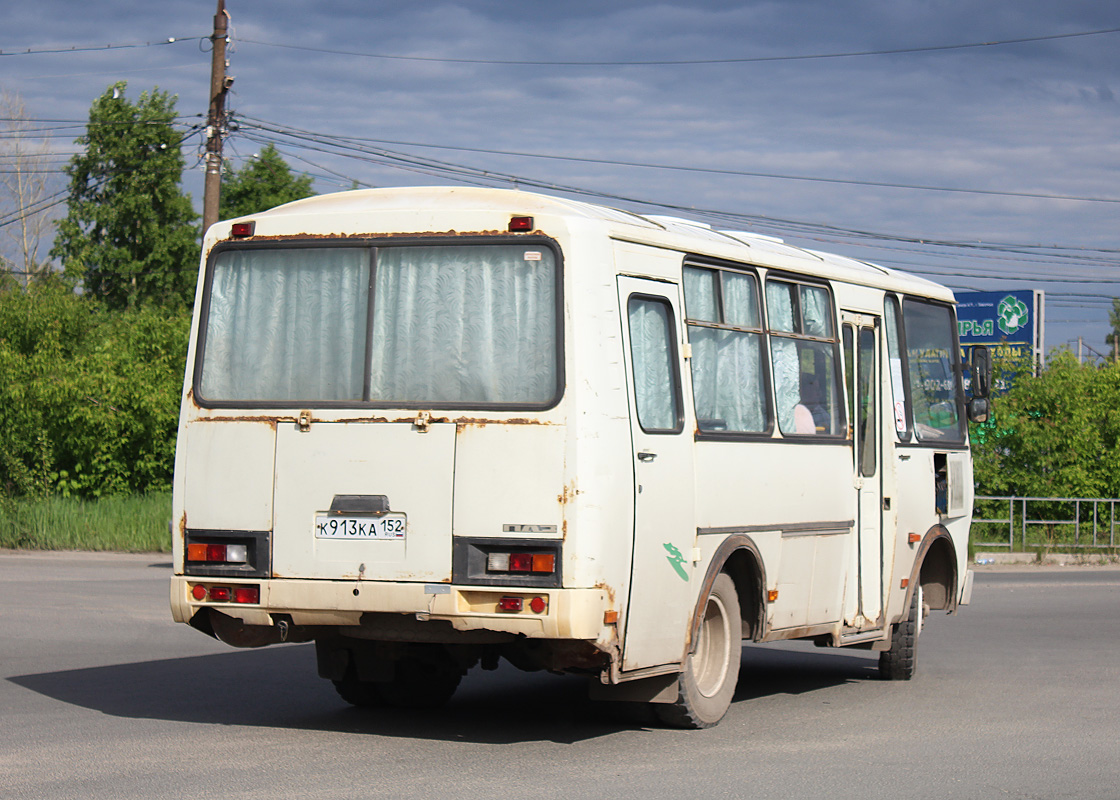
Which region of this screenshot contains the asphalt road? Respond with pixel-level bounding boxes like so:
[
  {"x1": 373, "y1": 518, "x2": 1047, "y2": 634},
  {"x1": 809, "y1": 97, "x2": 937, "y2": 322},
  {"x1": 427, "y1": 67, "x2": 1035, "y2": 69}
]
[{"x1": 1, "y1": 552, "x2": 1118, "y2": 800}]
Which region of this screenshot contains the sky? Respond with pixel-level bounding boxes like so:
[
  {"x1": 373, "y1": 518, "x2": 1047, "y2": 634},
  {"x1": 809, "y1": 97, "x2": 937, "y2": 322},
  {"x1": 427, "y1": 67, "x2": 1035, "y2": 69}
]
[{"x1": 2, "y1": 0, "x2": 1118, "y2": 355}]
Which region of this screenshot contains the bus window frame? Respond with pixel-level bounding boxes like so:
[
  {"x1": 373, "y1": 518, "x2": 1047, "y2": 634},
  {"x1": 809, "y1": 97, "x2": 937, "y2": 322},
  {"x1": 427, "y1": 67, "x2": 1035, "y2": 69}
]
[
  {"x1": 895, "y1": 294, "x2": 968, "y2": 448},
  {"x1": 626, "y1": 292, "x2": 686, "y2": 436},
  {"x1": 884, "y1": 293, "x2": 913, "y2": 443},
  {"x1": 764, "y1": 272, "x2": 848, "y2": 441},
  {"x1": 681, "y1": 258, "x2": 775, "y2": 441}
]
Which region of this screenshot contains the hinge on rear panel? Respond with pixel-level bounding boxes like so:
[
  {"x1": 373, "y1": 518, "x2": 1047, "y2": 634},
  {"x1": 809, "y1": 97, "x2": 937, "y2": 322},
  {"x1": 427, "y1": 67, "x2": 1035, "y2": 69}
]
[
  {"x1": 414, "y1": 410, "x2": 431, "y2": 433},
  {"x1": 298, "y1": 410, "x2": 312, "y2": 432}
]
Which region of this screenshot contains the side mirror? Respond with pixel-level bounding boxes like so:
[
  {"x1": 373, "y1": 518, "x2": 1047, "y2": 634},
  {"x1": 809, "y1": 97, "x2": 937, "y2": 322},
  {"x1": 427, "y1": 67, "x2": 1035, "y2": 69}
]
[
  {"x1": 967, "y1": 396, "x2": 990, "y2": 424},
  {"x1": 970, "y1": 345, "x2": 992, "y2": 400}
]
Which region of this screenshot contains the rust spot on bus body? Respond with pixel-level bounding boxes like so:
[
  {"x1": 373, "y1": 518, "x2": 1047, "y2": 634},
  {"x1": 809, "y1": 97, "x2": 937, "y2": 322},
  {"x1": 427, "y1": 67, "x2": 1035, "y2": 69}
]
[
  {"x1": 454, "y1": 417, "x2": 553, "y2": 429},
  {"x1": 557, "y1": 480, "x2": 581, "y2": 506},
  {"x1": 196, "y1": 415, "x2": 279, "y2": 429},
  {"x1": 595, "y1": 582, "x2": 617, "y2": 609},
  {"x1": 219, "y1": 229, "x2": 529, "y2": 245}
]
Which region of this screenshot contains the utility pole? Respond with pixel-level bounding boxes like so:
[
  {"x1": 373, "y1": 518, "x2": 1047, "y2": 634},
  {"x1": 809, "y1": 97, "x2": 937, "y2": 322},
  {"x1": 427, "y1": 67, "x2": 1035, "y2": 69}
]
[{"x1": 202, "y1": 0, "x2": 231, "y2": 234}]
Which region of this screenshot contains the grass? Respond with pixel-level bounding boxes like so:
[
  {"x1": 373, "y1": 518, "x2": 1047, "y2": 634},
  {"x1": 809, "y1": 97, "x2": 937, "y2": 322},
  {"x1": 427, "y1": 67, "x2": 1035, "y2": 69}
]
[{"x1": 0, "y1": 492, "x2": 171, "y2": 553}]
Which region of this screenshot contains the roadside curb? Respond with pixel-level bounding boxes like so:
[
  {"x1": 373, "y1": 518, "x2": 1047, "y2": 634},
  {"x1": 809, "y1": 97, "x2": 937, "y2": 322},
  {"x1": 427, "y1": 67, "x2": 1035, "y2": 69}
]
[{"x1": 974, "y1": 551, "x2": 1120, "y2": 567}]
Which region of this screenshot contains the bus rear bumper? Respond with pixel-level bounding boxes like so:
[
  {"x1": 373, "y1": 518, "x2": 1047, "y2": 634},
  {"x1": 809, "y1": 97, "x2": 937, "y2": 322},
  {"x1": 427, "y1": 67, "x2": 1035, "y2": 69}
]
[{"x1": 171, "y1": 575, "x2": 612, "y2": 641}]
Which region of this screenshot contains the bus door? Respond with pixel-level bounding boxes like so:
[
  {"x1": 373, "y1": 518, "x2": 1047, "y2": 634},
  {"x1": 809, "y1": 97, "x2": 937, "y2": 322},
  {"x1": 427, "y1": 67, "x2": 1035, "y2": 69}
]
[
  {"x1": 842, "y1": 312, "x2": 883, "y2": 628},
  {"x1": 616, "y1": 276, "x2": 697, "y2": 671}
]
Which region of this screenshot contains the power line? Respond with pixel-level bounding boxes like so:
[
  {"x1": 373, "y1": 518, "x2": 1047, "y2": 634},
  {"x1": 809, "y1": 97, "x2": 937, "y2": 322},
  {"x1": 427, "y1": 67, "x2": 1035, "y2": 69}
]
[
  {"x1": 235, "y1": 26, "x2": 1120, "y2": 67},
  {"x1": 0, "y1": 37, "x2": 205, "y2": 58},
  {"x1": 235, "y1": 116, "x2": 1120, "y2": 206},
  {"x1": 233, "y1": 116, "x2": 1120, "y2": 266}
]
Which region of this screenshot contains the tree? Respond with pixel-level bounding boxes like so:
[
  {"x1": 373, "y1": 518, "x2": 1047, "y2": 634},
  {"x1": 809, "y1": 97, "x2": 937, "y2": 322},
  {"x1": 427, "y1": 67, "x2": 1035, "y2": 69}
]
[
  {"x1": 51, "y1": 82, "x2": 199, "y2": 309},
  {"x1": 0, "y1": 90, "x2": 58, "y2": 285},
  {"x1": 1106, "y1": 298, "x2": 1120, "y2": 358},
  {"x1": 971, "y1": 351, "x2": 1120, "y2": 500},
  {"x1": 219, "y1": 144, "x2": 314, "y2": 219}
]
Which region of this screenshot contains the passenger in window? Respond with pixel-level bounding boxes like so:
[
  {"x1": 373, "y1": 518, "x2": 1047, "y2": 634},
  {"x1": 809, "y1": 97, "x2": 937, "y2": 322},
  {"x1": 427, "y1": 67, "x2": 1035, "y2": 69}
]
[{"x1": 799, "y1": 375, "x2": 830, "y2": 433}]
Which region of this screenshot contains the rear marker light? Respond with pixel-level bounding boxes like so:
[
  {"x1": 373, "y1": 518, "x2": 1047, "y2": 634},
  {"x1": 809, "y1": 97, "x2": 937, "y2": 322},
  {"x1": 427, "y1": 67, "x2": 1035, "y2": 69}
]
[
  {"x1": 233, "y1": 587, "x2": 260, "y2": 604},
  {"x1": 497, "y1": 596, "x2": 523, "y2": 612},
  {"x1": 191, "y1": 584, "x2": 259, "y2": 603},
  {"x1": 508, "y1": 215, "x2": 533, "y2": 231},
  {"x1": 230, "y1": 221, "x2": 255, "y2": 237}
]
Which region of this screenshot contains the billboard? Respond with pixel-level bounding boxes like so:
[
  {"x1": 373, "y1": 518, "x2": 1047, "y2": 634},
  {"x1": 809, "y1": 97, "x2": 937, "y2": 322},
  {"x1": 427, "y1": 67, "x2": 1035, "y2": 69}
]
[{"x1": 956, "y1": 290, "x2": 1044, "y2": 368}]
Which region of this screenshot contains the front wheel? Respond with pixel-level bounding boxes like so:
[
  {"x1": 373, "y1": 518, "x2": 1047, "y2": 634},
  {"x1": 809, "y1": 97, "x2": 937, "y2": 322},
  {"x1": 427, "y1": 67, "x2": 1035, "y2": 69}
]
[
  {"x1": 879, "y1": 583, "x2": 923, "y2": 680},
  {"x1": 655, "y1": 573, "x2": 742, "y2": 729}
]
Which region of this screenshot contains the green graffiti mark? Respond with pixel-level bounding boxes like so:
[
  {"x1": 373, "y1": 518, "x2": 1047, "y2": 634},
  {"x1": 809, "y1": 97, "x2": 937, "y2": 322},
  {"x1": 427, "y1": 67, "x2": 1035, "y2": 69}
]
[{"x1": 663, "y1": 542, "x2": 689, "y2": 581}]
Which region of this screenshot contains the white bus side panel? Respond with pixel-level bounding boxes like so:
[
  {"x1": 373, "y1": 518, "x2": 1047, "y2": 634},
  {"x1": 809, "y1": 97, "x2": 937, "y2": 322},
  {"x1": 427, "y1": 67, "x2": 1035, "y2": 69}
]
[
  {"x1": 181, "y1": 419, "x2": 275, "y2": 532},
  {"x1": 694, "y1": 441, "x2": 854, "y2": 631},
  {"x1": 452, "y1": 423, "x2": 568, "y2": 541}
]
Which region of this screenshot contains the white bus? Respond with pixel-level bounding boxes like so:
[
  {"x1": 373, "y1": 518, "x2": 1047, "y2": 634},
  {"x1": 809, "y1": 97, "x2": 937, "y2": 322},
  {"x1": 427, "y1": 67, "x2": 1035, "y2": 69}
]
[{"x1": 171, "y1": 186, "x2": 990, "y2": 728}]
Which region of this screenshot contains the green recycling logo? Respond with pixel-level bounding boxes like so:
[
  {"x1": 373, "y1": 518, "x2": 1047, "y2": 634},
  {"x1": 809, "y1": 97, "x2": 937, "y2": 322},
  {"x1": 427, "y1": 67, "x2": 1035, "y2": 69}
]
[{"x1": 997, "y1": 295, "x2": 1028, "y2": 336}]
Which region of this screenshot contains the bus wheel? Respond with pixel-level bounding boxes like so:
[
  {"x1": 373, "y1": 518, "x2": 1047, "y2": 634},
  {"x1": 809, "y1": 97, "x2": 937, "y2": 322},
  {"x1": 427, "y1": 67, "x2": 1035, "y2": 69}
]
[
  {"x1": 879, "y1": 583, "x2": 923, "y2": 680},
  {"x1": 332, "y1": 664, "x2": 384, "y2": 708},
  {"x1": 655, "y1": 573, "x2": 741, "y2": 729},
  {"x1": 376, "y1": 655, "x2": 462, "y2": 710}
]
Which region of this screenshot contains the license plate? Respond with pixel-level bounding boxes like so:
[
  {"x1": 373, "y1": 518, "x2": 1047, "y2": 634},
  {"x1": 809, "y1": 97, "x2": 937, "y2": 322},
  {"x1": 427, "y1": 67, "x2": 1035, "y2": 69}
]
[{"x1": 314, "y1": 514, "x2": 406, "y2": 540}]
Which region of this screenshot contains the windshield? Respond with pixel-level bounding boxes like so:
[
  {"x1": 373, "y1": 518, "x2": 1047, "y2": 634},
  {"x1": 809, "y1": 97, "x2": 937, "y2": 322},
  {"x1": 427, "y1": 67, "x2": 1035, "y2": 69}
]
[
  {"x1": 197, "y1": 242, "x2": 560, "y2": 408},
  {"x1": 902, "y1": 299, "x2": 964, "y2": 442}
]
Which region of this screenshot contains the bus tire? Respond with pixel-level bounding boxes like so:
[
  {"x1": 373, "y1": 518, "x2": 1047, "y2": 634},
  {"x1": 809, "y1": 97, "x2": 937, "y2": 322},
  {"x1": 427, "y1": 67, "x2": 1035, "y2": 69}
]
[
  {"x1": 332, "y1": 664, "x2": 384, "y2": 708},
  {"x1": 879, "y1": 584, "x2": 922, "y2": 680},
  {"x1": 376, "y1": 656, "x2": 462, "y2": 710},
  {"x1": 655, "y1": 572, "x2": 741, "y2": 729}
]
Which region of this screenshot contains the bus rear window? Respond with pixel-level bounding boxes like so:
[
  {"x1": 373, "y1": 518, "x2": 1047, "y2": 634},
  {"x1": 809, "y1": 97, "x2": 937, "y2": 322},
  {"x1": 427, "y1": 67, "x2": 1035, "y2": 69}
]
[{"x1": 197, "y1": 243, "x2": 559, "y2": 407}]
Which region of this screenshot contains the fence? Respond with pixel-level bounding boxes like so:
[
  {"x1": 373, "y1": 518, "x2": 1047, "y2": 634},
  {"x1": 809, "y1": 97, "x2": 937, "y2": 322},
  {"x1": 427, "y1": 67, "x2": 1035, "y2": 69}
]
[{"x1": 972, "y1": 496, "x2": 1120, "y2": 551}]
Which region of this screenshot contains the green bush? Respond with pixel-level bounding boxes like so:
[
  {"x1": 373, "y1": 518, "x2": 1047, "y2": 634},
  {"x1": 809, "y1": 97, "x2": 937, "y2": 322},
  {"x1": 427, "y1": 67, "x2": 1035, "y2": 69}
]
[
  {"x1": 971, "y1": 351, "x2": 1120, "y2": 499},
  {"x1": 0, "y1": 283, "x2": 189, "y2": 499}
]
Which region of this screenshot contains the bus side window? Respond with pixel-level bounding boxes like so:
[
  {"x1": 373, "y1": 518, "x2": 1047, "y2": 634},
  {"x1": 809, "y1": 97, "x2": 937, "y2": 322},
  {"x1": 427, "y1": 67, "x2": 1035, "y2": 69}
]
[
  {"x1": 766, "y1": 280, "x2": 844, "y2": 437},
  {"x1": 627, "y1": 295, "x2": 683, "y2": 434},
  {"x1": 682, "y1": 265, "x2": 768, "y2": 434},
  {"x1": 884, "y1": 296, "x2": 912, "y2": 441}
]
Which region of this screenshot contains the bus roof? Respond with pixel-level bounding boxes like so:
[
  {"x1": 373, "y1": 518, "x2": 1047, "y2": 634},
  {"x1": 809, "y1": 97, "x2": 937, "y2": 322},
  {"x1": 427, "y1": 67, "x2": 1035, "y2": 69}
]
[{"x1": 226, "y1": 186, "x2": 955, "y2": 303}]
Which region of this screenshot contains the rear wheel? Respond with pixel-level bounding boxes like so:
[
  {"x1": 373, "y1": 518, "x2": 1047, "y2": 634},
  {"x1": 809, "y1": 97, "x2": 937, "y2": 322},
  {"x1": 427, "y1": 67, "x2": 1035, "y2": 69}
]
[
  {"x1": 376, "y1": 656, "x2": 462, "y2": 710},
  {"x1": 655, "y1": 573, "x2": 742, "y2": 729},
  {"x1": 879, "y1": 583, "x2": 923, "y2": 680},
  {"x1": 332, "y1": 648, "x2": 463, "y2": 710},
  {"x1": 332, "y1": 664, "x2": 384, "y2": 708}
]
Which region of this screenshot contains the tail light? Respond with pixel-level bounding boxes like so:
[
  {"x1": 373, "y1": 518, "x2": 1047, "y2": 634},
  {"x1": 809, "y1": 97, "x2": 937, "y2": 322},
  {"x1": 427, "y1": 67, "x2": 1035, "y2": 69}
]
[
  {"x1": 187, "y1": 543, "x2": 248, "y2": 564},
  {"x1": 190, "y1": 583, "x2": 260, "y2": 604},
  {"x1": 487, "y1": 551, "x2": 556, "y2": 574}
]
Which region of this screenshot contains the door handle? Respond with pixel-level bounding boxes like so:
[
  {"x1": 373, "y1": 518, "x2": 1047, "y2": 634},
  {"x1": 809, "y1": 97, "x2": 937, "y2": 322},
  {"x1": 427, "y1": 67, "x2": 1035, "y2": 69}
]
[{"x1": 637, "y1": 451, "x2": 657, "y2": 462}]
